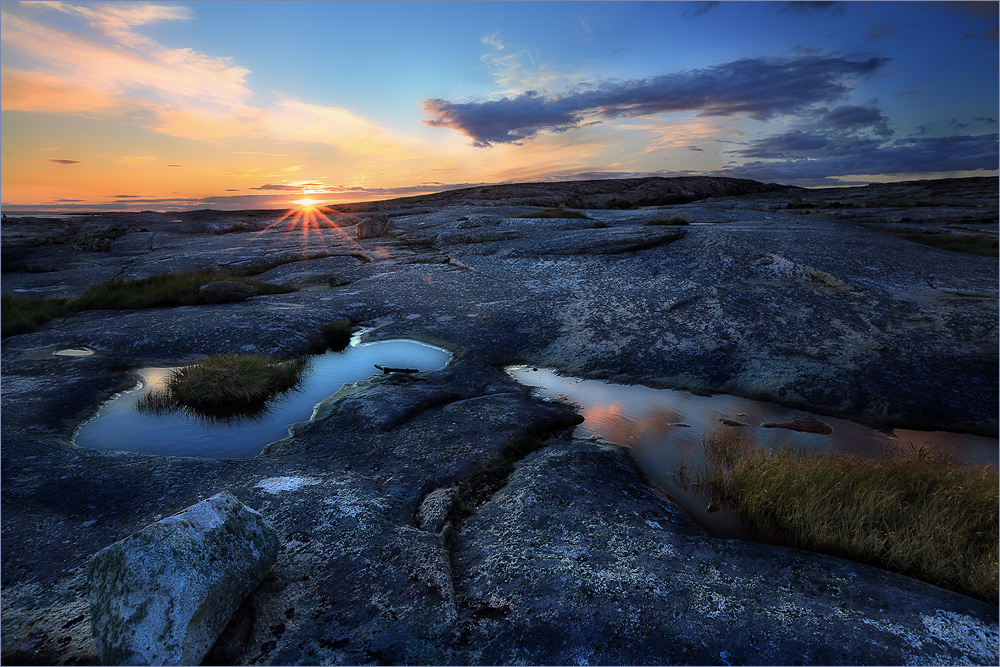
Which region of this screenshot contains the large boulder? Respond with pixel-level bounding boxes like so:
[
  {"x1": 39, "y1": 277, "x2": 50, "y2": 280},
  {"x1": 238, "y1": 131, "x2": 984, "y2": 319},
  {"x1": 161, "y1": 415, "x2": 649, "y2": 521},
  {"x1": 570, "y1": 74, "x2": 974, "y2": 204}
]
[
  {"x1": 198, "y1": 280, "x2": 257, "y2": 304},
  {"x1": 86, "y1": 491, "x2": 280, "y2": 666},
  {"x1": 354, "y1": 214, "x2": 394, "y2": 239}
]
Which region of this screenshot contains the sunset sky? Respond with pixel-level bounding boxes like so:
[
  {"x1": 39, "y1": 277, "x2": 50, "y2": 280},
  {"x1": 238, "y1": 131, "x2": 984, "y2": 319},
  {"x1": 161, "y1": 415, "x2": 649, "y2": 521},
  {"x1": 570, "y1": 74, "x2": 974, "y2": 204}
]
[{"x1": 2, "y1": 1, "x2": 997, "y2": 212}]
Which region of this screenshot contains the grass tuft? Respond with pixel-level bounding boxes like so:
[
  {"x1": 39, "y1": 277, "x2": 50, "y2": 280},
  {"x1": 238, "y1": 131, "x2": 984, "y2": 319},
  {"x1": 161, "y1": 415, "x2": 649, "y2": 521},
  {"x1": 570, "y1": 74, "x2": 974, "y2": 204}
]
[
  {"x1": 308, "y1": 319, "x2": 353, "y2": 354},
  {"x1": 696, "y1": 430, "x2": 999, "y2": 603},
  {"x1": 137, "y1": 354, "x2": 308, "y2": 420},
  {"x1": 883, "y1": 231, "x2": 998, "y2": 257},
  {"x1": 643, "y1": 216, "x2": 690, "y2": 226},
  {"x1": 1, "y1": 293, "x2": 68, "y2": 338},
  {"x1": 514, "y1": 206, "x2": 591, "y2": 219}
]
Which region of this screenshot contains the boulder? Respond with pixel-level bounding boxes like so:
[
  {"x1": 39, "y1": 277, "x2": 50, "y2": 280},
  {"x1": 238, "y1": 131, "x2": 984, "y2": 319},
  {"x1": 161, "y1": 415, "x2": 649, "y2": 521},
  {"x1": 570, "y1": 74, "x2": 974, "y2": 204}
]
[
  {"x1": 354, "y1": 214, "x2": 394, "y2": 239},
  {"x1": 86, "y1": 491, "x2": 280, "y2": 666},
  {"x1": 198, "y1": 280, "x2": 257, "y2": 304},
  {"x1": 761, "y1": 415, "x2": 834, "y2": 434}
]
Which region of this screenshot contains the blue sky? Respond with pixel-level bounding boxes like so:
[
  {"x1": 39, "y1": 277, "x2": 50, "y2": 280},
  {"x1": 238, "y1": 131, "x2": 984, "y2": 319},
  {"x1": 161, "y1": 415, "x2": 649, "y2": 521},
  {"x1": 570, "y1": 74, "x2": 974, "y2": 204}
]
[{"x1": 2, "y1": 1, "x2": 997, "y2": 211}]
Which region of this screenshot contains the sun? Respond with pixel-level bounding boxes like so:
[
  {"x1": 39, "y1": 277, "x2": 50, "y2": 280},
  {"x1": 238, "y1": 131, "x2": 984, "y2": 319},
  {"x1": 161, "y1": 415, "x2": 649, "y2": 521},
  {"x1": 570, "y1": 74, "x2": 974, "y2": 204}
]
[{"x1": 294, "y1": 197, "x2": 320, "y2": 208}]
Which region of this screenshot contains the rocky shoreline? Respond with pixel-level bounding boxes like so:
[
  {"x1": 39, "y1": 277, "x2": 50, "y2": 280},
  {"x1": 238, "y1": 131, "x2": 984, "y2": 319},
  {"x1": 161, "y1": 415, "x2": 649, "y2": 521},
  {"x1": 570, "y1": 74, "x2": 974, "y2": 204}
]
[{"x1": 2, "y1": 176, "x2": 997, "y2": 664}]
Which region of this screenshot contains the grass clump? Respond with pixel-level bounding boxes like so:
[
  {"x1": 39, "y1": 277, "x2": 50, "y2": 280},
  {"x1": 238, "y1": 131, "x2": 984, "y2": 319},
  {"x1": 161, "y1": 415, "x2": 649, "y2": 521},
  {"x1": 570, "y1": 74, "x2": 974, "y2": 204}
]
[
  {"x1": 884, "y1": 231, "x2": 998, "y2": 257},
  {"x1": 137, "y1": 354, "x2": 308, "y2": 420},
  {"x1": 308, "y1": 319, "x2": 354, "y2": 354},
  {"x1": 68, "y1": 268, "x2": 293, "y2": 311},
  {"x1": 3, "y1": 268, "x2": 295, "y2": 337},
  {"x1": 697, "y1": 430, "x2": 999, "y2": 603},
  {"x1": 1, "y1": 293, "x2": 68, "y2": 338},
  {"x1": 514, "y1": 206, "x2": 591, "y2": 219},
  {"x1": 642, "y1": 216, "x2": 690, "y2": 226}
]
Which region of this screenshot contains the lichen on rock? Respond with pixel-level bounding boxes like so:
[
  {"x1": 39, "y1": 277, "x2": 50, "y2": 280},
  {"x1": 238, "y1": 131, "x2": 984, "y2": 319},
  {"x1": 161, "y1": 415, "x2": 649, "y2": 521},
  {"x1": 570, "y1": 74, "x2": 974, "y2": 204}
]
[{"x1": 86, "y1": 491, "x2": 279, "y2": 666}]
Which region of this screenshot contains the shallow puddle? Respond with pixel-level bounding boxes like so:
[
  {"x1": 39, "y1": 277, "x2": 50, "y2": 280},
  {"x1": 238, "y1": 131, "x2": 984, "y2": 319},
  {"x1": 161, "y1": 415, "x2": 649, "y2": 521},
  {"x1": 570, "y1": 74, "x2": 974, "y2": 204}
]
[
  {"x1": 507, "y1": 365, "x2": 999, "y2": 540},
  {"x1": 75, "y1": 339, "x2": 452, "y2": 458}
]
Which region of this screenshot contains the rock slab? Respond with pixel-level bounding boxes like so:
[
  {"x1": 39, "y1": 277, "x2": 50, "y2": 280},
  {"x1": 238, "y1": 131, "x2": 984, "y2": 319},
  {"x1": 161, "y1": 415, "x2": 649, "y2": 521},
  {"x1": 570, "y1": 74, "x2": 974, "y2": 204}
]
[{"x1": 86, "y1": 491, "x2": 279, "y2": 666}]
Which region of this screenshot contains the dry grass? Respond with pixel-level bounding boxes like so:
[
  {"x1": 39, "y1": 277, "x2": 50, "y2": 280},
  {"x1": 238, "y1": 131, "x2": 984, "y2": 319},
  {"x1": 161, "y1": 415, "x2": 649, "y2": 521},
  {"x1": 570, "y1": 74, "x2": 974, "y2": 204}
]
[
  {"x1": 2, "y1": 269, "x2": 294, "y2": 337},
  {"x1": 68, "y1": 268, "x2": 293, "y2": 311},
  {"x1": 697, "y1": 430, "x2": 998, "y2": 603}
]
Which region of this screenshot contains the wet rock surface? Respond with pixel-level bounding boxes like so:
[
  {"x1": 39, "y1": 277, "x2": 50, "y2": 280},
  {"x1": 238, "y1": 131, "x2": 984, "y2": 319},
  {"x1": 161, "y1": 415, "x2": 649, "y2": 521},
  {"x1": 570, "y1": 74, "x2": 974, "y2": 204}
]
[{"x1": 2, "y1": 177, "x2": 997, "y2": 664}]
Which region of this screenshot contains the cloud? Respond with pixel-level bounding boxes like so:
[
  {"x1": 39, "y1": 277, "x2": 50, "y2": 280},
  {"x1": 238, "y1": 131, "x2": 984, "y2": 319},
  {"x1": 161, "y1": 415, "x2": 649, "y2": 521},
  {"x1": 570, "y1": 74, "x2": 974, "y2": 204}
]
[
  {"x1": 2, "y1": 3, "x2": 417, "y2": 156},
  {"x1": 47, "y1": 158, "x2": 83, "y2": 164},
  {"x1": 116, "y1": 155, "x2": 157, "y2": 164},
  {"x1": 167, "y1": 164, "x2": 184, "y2": 167},
  {"x1": 725, "y1": 133, "x2": 998, "y2": 181},
  {"x1": 478, "y1": 32, "x2": 583, "y2": 94},
  {"x1": 820, "y1": 105, "x2": 892, "y2": 135},
  {"x1": 683, "y1": 2, "x2": 719, "y2": 19},
  {"x1": 1, "y1": 5, "x2": 252, "y2": 113},
  {"x1": 776, "y1": 2, "x2": 845, "y2": 16},
  {"x1": 423, "y1": 55, "x2": 888, "y2": 146},
  {"x1": 866, "y1": 23, "x2": 899, "y2": 42}
]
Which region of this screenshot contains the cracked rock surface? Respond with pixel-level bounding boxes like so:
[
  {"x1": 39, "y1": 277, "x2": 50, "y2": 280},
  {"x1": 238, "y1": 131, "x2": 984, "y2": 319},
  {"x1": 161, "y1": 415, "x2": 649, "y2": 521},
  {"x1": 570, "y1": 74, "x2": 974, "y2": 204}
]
[{"x1": 2, "y1": 177, "x2": 997, "y2": 664}]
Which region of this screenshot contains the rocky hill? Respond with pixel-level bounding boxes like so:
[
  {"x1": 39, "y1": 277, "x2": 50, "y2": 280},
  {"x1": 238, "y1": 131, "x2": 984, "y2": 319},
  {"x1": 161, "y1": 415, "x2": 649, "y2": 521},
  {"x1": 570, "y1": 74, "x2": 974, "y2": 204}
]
[{"x1": 337, "y1": 175, "x2": 797, "y2": 212}]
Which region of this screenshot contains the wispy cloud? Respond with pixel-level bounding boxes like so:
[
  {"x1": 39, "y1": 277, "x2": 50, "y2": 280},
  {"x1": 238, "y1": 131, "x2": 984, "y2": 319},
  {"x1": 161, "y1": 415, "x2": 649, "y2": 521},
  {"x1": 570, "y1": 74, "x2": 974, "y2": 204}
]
[
  {"x1": 424, "y1": 55, "x2": 888, "y2": 147},
  {"x1": 47, "y1": 158, "x2": 83, "y2": 164},
  {"x1": 478, "y1": 32, "x2": 586, "y2": 95},
  {"x1": 1, "y1": 2, "x2": 420, "y2": 156}
]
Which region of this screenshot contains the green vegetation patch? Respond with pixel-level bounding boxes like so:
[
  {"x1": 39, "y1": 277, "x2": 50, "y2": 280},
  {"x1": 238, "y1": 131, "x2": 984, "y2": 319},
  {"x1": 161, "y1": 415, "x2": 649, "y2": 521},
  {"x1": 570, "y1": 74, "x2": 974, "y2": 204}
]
[
  {"x1": 68, "y1": 268, "x2": 293, "y2": 311},
  {"x1": 696, "y1": 430, "x2": 999, "y2": 603},
  {"x1": 513, "y1": 206, "x2": 591, "y2": 219},
  {"x1": 1, "y1": 293, "x2": 68, "y2": 338},
  {"x1": 137, "y1": 354, "x2": 308, "y2": 420},
  {"x1": 2, "y1": 268, "x2": 295, "y2": 337},
  {"x1": 643, "y1": 216, "x2": 690, "y2": 226},
  {"x1": 883, "y1": 231, "x2": 998, "y2": 257}
]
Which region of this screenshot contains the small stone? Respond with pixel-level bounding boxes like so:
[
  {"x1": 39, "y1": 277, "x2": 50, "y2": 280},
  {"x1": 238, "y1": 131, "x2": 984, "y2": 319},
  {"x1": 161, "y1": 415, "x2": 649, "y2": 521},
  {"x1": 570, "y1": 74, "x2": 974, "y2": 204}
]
[
  {"x1": 761, "y1": 415, "x2": 834, "y2": 435},
  {"x1": 87, "y1": 491, "x2": 279, "y2": 666},
  {"x1": 198, "y1": 280, "x2": 257, "y2": 304},
  {"x1": 717, "y1": 417, "x2": 747, "y2": 427},
  {"x1": 706, "y1": 501, "x2": 720, "y2": 513}
]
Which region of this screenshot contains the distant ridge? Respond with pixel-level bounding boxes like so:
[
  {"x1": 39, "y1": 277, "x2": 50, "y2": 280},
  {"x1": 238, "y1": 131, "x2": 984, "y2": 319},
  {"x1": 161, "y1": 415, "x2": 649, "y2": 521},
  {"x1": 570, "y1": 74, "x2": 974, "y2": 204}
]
[{"x1": 335, "y1": 176, "x2": 798, "y2": 212}]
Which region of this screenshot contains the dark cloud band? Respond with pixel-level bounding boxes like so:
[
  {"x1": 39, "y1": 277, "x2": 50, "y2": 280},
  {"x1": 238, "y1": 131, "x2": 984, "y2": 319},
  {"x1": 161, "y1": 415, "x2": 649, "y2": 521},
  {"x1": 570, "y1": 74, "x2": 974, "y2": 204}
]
[{"x1": 423, "y1": 55, "x2": 888, "y2": 147}]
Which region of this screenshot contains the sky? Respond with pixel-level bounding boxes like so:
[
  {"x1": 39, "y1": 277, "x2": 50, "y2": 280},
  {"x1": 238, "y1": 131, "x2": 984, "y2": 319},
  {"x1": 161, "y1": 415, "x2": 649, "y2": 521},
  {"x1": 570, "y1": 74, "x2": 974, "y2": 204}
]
[{"x1": 1, "y1": 0, "x2": 997, "y2": 212}]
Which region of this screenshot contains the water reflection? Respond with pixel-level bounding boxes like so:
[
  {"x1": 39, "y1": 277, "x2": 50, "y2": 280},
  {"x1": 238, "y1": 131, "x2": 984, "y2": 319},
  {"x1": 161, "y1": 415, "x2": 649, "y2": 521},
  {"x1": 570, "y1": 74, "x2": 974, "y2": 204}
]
[
  {"x1": 507, "y1": 365, "x2": 998, "y2": 540},
  {"x1": 75, "y1": 340, "x2": 452, "y2": 459}
]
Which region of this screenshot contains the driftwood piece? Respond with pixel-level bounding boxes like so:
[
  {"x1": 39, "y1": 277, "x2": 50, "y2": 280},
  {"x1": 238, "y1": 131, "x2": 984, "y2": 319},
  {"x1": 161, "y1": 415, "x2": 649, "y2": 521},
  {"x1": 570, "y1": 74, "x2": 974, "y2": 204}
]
[{"x1": 374, "y1": 364, "x2": 419, "y2": 374}]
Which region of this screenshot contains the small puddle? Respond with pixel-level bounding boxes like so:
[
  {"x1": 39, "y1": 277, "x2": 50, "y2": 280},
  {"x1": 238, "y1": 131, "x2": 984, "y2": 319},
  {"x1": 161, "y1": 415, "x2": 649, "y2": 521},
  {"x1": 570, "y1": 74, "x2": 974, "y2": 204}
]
[
  {"x1": 75, "y1": 339, "x2": 452, "y2": 459},
  {"x1": 507, "y1": 365, "x2": 999, "y2": 541},
  {"x1": 53, "y1": 347, "x2": 95, "y2": 357}
]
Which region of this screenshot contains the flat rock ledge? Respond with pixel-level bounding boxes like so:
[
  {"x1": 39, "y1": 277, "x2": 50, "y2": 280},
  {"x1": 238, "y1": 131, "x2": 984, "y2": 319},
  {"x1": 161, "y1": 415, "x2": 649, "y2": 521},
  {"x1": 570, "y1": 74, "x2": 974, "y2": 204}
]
[{"x1": 87, "y1": 492, "x2": 279, "y2": 666}]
